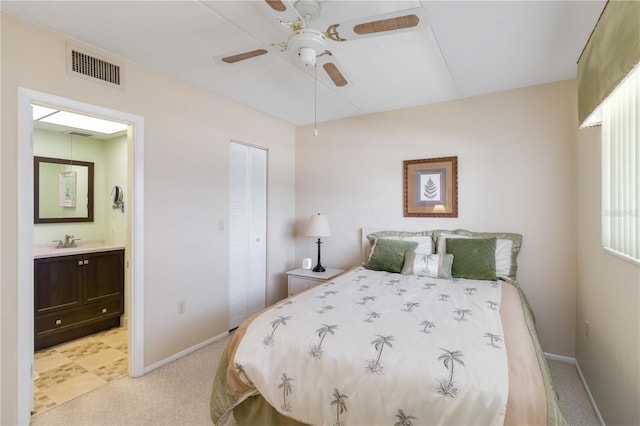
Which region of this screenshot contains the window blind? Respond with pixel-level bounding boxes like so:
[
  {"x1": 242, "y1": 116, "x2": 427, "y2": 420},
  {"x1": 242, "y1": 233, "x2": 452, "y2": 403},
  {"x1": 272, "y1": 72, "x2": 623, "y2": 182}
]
[{"x1": 601, "y1": 65, "x2": 640, "y2": 263}]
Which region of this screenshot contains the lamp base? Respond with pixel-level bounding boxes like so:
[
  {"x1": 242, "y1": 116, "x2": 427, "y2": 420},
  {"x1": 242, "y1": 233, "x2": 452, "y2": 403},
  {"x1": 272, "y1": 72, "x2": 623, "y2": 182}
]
[{"x1": 312, "y1": 264, "x2": 326, "y2": 272}]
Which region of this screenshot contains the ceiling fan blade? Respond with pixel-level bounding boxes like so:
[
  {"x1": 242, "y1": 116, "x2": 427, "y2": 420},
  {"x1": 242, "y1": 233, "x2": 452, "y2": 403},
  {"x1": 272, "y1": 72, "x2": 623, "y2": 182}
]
[
  {"x1": 221, "y1": 49, "x2": 269, "y2": 64},
  {"x1": 354, "y1": 14, "x2": 420, "y2": 35},
  {"x1": 323, "y1": 63, "x2": 348, "y2": 87},
  {"x1": 265, "y1": 0, "x2": 286, "y2": 12},
  {"x1": 325, "y1": 8, "x2": 423, "y2": 42}
]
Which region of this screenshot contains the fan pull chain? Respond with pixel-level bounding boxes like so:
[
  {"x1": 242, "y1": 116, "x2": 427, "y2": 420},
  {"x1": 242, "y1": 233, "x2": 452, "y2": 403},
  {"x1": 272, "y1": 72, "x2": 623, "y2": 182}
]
[{"x1": 314, "y1": 62, "x2": 318, "y2": 136}]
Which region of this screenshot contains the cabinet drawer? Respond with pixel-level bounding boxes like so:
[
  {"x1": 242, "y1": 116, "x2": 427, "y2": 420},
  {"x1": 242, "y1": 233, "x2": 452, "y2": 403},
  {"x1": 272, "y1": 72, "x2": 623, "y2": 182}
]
[
  {"x1": 289, "y1": 276, "x2": 324, "y2": 296},
  {"x1": 35, "y1": 298, "x2": 122, "y2": 335}
]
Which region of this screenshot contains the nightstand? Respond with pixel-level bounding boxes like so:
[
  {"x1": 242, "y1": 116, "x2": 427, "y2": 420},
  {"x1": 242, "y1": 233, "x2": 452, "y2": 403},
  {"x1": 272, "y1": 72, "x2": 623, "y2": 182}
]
[{"x1": 286, "y1": 267, "x2": 346, "y2": 296}]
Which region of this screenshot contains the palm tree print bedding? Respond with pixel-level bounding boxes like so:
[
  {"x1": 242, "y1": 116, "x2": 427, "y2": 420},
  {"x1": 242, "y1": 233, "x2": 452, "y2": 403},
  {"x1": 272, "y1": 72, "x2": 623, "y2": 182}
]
[{"x1": 233, "y1": 267, "x2": 509, "y2": 425}]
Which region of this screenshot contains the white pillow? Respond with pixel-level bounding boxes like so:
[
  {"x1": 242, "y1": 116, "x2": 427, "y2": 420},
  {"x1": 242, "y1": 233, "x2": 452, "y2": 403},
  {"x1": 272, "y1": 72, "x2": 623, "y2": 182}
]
[
  {"x1": 402, "y1": 252, "x2": 453, "y2": 279},
  {"x1": 367, "y1": 231, "x2": 434, "y2": 254}
]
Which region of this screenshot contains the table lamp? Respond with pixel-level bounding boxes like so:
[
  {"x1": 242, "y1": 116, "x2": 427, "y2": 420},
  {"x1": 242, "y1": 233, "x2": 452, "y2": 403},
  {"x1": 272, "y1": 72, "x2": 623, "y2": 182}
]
[{"x1": 305, "y1": 213, "x2": 331, "y2": 272}]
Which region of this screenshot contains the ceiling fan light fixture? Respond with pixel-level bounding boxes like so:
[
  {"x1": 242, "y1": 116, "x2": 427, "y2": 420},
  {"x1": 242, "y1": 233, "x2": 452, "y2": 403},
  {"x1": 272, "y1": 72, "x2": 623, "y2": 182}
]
[
  {"x1": 288, "y1": 28, "x2": 326, "y2": 67},
  {"x1": 299, "y1": 46, "x2": 317, "y2": 66}
]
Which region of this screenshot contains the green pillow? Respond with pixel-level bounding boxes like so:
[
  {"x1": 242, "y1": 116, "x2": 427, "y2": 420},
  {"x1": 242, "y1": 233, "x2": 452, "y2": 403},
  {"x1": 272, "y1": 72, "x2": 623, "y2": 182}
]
[
  {"x1": 366, "y1": 238, "x2": 418, "y2": 273},
  {"x1": 446, "y1": 238, "x2": 497, "y2": 280}
]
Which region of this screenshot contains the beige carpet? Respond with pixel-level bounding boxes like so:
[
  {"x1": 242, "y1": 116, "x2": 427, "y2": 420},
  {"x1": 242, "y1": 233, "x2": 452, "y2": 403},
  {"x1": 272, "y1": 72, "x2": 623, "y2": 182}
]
[{"x1": 31, "y1": 333, "x2": 600, "y2": 426}]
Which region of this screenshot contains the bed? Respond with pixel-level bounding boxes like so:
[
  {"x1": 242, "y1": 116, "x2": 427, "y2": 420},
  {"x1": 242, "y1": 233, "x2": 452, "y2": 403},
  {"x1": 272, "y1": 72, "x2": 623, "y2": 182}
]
[{"x1": 210, "y1": 229, "x2": 566, "y2": 425}]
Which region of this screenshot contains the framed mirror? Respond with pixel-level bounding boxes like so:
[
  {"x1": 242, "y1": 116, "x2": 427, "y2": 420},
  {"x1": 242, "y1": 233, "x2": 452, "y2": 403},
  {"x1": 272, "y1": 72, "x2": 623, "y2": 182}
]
[{"x1": 34, "y1": 156, "x2": 94, "y2": 223}]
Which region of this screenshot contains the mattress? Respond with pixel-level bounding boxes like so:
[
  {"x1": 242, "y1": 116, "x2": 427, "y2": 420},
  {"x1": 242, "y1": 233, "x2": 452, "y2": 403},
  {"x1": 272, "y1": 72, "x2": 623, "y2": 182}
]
[{"x1": 210, "y1": 267, "x2": 566, "y2": 426}]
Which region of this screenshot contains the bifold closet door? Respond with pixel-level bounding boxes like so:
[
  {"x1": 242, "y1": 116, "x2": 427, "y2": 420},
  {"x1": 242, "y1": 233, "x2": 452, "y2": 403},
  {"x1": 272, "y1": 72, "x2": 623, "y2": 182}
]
[{"x1": 229, "y1": 142, "x2": 267, "y2": 329}]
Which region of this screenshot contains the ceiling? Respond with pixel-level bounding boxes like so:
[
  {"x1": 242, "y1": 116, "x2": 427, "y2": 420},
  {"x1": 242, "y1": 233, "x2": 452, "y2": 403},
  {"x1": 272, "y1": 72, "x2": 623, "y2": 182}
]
[{"x1": 2, "y1": 1, "x2": 605, "y2": 126}]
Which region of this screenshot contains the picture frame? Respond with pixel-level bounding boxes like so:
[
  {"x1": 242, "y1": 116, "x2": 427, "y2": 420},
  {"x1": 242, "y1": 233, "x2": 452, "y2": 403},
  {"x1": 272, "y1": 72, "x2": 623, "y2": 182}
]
[
  {"x1": 403, "y1": 156, "x2": 458, "y2": 217},
  {"x1": 59, "y1": 170, "x2": 77, "y2": 207}
]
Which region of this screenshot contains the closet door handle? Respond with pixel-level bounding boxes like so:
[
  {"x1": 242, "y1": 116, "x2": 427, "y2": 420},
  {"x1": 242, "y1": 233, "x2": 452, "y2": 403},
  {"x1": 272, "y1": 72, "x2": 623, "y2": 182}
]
[
  {"x1": 55, "y1": 319, "x2": 62, "y2": 325},
  {"x1": 78, "y1": 260, "x2": 83, "y2": 266},
  {"x1": 84, "y1": 260, "x2": 89, "y2": 265}
]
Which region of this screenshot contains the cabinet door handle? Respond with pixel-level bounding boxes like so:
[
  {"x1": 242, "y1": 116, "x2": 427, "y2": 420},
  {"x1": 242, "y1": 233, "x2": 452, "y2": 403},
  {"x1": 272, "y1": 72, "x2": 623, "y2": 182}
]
[
  {"x1": 78, "y1": 260, "x2": 83, "y2": 266},
  {"x1": 55, "y1": 319, "x2": 62, "y2": 325},
  {"x1": 84, "y1": 260, "x2": 89, "y2": 265},
  {"x1": 101, "y1": 308, "x2": 108, "y2": 313}
]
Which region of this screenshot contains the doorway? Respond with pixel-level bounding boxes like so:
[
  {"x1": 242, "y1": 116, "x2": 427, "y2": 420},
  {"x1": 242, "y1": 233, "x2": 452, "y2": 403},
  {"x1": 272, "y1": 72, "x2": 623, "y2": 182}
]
[{"x1": 16, "y1": 88, "x2": 145, "y2": 424}]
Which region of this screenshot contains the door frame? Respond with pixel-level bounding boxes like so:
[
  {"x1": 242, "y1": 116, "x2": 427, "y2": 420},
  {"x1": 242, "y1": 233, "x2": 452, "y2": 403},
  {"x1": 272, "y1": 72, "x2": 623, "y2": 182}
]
[{"x1": 16, "y1": 88, "x2": 145, "y2": 424}]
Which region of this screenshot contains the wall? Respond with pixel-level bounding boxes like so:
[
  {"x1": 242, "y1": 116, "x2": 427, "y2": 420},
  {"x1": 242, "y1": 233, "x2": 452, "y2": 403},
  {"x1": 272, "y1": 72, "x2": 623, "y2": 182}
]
[
  {"x1": 104, "y1": 134, "x2": 128, "y2": 246},
  {"x1": 1, "y1": 13, "x2": 296, "y2": 424},
  {"x1": 576, "y1": 127, "x2": 640, "y2": 425},
  {"x1": 295, "y1": 80, "x2": 578, "y2": 357}
]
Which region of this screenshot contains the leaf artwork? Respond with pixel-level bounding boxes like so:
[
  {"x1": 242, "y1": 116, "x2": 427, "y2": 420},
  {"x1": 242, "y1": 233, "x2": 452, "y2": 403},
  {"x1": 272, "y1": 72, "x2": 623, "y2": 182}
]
[
  {"x1": 387, "y1": 279, "x2": 401, "y2": 286},
  {"x1": 357, "y1": 296, "x2": 376, "y2": 305},
  {"x1": 396, "y1": 288, "x2": 407, "y2": 296},
  {"x1": 486, "y1": 301, "x2": 499, "y2": 311},
  {"x1": 235, "y1": 363, "x2": 254, "y2": 386},
  {"x1": 330, "y1": 388, "x2": 348, "y2": 426},
  {"x1": 423, "y1": 177, "x2": 438, "y2": 200},
  {"x1": 317, "y1": 305, "x2": 334, "y2": 314},
  {"x1": 317, "y1": 290, "x2": 338, "y2": 299},
  {"x1": 309, "y1": 324, "x2": 338, "y2": 359},
  {"x1": 394, "y1": 409, "x2": 417, "y2": 426},
  {"x1": 484, "y1": 332, "x2": 503, "y2": 348},
  {"x1": 438, "y1": 294, "x2": 450, "y2": 302},
  {"x1": 263, "y1": 315, "x2": 291, "y2": 346},
  {"x1": 463, "y1": 288, "x2": 477, "y2": 295},
  {"x1": 437, "y1": 349, "x2": 464, "y2": 398},
  {"x1": 420, "y1": 320, "x2": 436, "y2": 333},
  {"x1": 366, "y1": 335, "x2": 394, "y2": 374},
  {"x1": 278, "y1": 373, "x2": 293, "y2": 412},
  {"x1": 359, "y1": 285, "x2": 370, "y2": 292},
  {"x1": 275, "y1": 300, "x2": 293, "y2": 309},
  {"x1": 403, "y1": 302, "x2": 420, "y2": 312},
  {"x1": 454, "y1": 309, "x2": 472, "y2": 321},
  {"x1": 423, "y1": 283, "x2": 436, "y2": 290},
  {"x1": 364, "y1": 311, "x2": 381, "y2": 323}
]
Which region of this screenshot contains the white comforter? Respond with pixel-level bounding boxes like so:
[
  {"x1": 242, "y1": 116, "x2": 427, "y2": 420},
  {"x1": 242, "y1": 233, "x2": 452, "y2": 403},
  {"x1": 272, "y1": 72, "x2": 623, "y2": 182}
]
[{"x1": 234, "y1": 267, "x2": 508, "y2": 425}]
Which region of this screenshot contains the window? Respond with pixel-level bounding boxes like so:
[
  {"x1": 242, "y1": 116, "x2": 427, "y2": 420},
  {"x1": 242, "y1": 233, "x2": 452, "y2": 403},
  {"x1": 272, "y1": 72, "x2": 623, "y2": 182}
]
[{"x1": 601, "y1": 65, "x2": 639, "y2": 263}]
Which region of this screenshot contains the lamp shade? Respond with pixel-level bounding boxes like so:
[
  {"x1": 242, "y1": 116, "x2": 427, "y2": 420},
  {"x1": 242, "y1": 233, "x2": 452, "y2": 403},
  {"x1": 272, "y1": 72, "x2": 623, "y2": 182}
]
[{"x1": 305, "y1": 214, "x2": 331, "y2": 238}]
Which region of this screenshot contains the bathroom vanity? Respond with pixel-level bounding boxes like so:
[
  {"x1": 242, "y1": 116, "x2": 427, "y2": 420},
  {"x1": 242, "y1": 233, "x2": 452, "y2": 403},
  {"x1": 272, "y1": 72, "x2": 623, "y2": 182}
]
[{"x1": 34, "y1": 246, "x2": 124, "y2": 350}]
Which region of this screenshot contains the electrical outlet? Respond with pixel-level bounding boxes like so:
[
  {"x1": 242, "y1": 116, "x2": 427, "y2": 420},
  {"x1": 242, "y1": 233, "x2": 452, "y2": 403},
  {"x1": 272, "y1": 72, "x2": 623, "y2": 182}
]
[
  {"x1": 177, "y1": 299, "x2": 185, "y2": 314},
  {"x1": 585, "y1": 320, "x2": 590, "y2": 339}
]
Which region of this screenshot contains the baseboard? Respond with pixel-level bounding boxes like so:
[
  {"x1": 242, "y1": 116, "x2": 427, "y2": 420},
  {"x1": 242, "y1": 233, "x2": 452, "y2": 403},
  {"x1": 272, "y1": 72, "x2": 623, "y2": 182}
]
[
  {"x1": 143, "y1": 330, "x2": 229, "y2": 374},
  {"x1": 544, "y1": 352, "x2": 576, "y2": 364},
  {"x1": 544, "y1": 352, "x2": 605, "y2": 426}
]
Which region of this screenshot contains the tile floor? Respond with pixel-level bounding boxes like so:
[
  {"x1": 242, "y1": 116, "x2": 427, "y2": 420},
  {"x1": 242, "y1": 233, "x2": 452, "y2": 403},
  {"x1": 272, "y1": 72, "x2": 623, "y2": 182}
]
[{"x1": 33, "y1": 326, "x2": 128, "y2": 414}]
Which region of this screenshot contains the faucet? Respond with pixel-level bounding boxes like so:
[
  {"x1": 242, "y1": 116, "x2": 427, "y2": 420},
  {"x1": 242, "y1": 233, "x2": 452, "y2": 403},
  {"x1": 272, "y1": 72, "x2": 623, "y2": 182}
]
[{"x1": 63, "y1": 234, "x2": 80, "y2": 248}]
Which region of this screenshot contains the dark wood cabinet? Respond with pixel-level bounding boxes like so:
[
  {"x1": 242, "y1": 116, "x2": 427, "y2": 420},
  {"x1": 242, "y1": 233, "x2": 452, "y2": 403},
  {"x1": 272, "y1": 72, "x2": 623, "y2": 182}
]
[{"x1": 34, "y1": 249, "x2": 124, "y2": 350}]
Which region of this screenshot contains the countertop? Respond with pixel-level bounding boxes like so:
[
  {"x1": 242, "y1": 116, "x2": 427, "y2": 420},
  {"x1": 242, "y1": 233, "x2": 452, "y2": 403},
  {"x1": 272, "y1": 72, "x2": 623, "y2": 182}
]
[{"x1": 34, "y1": 240, "x2": 125, "y2": 259}]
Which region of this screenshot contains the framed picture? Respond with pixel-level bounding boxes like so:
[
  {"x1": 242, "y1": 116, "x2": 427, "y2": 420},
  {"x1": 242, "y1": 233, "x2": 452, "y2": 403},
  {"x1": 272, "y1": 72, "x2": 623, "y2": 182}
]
[
  {"x1": 59, "y1": 170, "x2": 77, "y2": 207},
  {"x1": 403, "y1": 156, "x2": 458, "y2": 217}
]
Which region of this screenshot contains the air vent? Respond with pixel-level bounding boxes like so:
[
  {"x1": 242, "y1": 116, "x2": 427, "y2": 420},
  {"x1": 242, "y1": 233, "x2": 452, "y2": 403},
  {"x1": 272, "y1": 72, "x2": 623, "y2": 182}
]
[
  {"x1": 68, "y1": 47, "x2": 122, "y2": 87},
  {"x1": 68, "y1": 131, "x2": 92, "y2": 137}
]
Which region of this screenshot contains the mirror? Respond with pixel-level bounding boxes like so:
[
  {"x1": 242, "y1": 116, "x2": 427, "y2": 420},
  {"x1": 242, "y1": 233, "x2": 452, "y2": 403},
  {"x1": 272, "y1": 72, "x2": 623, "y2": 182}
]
[
  {"x1": 111, "y1": 185, "x2": 125, "y2": 213},
  {"x1": 34, "y1": 156, "x2": 94, "y2": 223}
]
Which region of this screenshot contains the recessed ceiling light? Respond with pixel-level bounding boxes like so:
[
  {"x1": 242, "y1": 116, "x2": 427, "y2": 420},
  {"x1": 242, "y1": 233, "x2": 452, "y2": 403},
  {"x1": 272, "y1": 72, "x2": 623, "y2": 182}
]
[
  {"x1": 39, "y1": 110, "x2": 128, "y2": 135},
  {"x1": 32, "y1": 105, "x2": 58, "y2": 120}
]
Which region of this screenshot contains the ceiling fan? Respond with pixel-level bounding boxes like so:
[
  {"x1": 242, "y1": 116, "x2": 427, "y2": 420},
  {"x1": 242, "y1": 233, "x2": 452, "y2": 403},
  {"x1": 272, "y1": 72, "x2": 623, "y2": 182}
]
[{"x1": 218, "y1": 0, "x2": 422, "y2": 88}]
